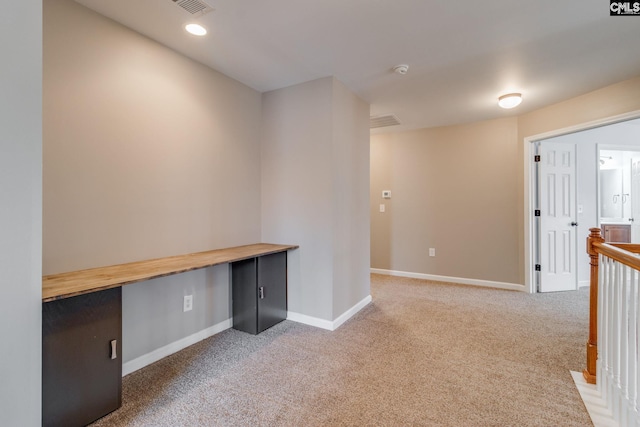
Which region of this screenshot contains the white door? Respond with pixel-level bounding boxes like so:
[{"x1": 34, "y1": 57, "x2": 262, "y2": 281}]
[
  {"x1": 631, "y1": 158, "x2": 640, "y2": 242},
  {"x1": 538, "y1": 142, "x2": 578, "y2": 292}
]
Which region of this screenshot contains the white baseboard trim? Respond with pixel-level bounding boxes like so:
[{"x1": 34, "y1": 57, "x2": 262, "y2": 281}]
[
  {"x1": 332, "y1": 295, "x2": 372, "y2": 330},
  {"x1": 287, "y1": 312, "x2": 334, "y2": 330},
  {"x1": 122, "y1": 318, "x2": 233, "y2": 376},
  {"x1": 579, "y1": 280, "x2": 590, "y2": 289},
  {"x1": 124, "y1": 294, "x2": 375, "y2": 375},
  {"x1": 370, "y1": 268, "x2": 524, "y2": 292},
  {"x1": 288, "y1": 294, "x2": 373, "y2": 331}
]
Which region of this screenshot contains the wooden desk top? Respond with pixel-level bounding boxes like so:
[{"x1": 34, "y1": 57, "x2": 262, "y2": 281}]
[{"x1": 43, "y1": 243, "x2": 298, "y2": 302}]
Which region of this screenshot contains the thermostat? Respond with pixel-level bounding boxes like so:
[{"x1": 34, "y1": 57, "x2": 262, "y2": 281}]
[{"x1": 382, "y1": 190, "x2": 391, "y2": 199}]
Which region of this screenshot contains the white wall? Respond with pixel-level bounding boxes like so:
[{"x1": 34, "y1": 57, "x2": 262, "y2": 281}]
[
  {"x1": 0, "y1": 1, "x2": 42, "y2": 425},
  {"x1": 261, "y1": 77, "x2": 371, "y2": 323},
  {"x1": 44, "y1": 0, "x2": 262, "y2": 362}
]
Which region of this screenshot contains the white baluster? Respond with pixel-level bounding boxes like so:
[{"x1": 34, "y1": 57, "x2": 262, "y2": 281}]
[
  {"x1": 595, "y1": 252, "x2": 640, "y2": 426},
  {"x1": 613, "y1": 261, "x2": 622, "y2": 422},
  {"x1": 618, "y1": 265, "x2": 629, "y2": 425},
  {"x1": 607, "y1": 256, "x2": 616, "y2": 413},
  {"x1": 605, "y1": 259, "x2": 615, "y2": 410},
  {"x1": 596, "y1": 255, "x2": 609, "y2": 402},
  {"x1": 628, "y1": 268, "x2": 638, "y2": 425}
]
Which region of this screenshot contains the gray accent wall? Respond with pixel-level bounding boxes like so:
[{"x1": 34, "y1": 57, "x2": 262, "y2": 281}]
[
  {"x1": 43, "y1": 0, "x2": 262, "y2": 363},
  {"x1": 261, "y1": 78, "x2": 334, "y2": 321},
  {"x1": 331, "y1": 80, "x2": 371, "y2": 318},
  {"x1": 261, "y1": 77, "x2": 371, "y2": 322},
  {"x1": 0, "y1": 1, "x2": 42, "y2": 425}
]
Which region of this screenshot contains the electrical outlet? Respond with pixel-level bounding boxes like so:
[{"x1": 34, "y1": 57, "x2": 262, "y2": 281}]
[
  {"x1": 183, "y1": 295, "x2": 193, "y2": 312},
  {"x1": 429, "y1": 248, "x2": 435, "y2": 257}
]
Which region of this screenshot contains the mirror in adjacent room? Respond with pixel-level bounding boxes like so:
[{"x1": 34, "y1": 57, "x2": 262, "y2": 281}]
[{"x1": 598, "y1": 147, "x2": 640, "y2": 243}]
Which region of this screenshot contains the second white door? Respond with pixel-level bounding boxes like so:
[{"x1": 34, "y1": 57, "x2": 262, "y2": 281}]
[{"x1": 538, "y1": 141, "x2": 578, "y2": 292}]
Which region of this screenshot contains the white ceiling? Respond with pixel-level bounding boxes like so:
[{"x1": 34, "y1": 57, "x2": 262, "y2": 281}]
[{"x1": 75, "y1": 0, "x2": 640, "y2": 133}]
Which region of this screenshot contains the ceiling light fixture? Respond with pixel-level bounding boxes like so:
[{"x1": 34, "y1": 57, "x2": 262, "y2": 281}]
[
  {"x1": 498, "y1": 93, "x2": 522, "y2": 109},
  {"x1": 185, "y1": 23, "x2": 207, "y2": 36}
]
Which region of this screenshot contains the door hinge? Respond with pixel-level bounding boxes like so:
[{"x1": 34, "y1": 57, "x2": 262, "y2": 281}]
[
  {"x1": 534, "y1": 155, "x2": 541, "y2": 162},
  {"x1": 258, "y1": 286, "x2": 265, "y2": 299},
  {"x1": 534, "y1": 210, "x2": 541, "y2": 217},
  {"x1": 535, "y1": 264, "x2": 541, "y2": 271}
]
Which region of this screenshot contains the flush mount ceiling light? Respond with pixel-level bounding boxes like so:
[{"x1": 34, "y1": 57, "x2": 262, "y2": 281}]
[
  {"x1": 185, "y1": 23, "x2": 207, "y2": 36},
  {"x1": 498, "y1": 93, "x2": 522, "y2": 109}
]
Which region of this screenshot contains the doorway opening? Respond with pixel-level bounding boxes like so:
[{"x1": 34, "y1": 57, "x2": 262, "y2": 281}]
[{"x1": 525, "y1": 111, "x2": 640, "y2": 293}]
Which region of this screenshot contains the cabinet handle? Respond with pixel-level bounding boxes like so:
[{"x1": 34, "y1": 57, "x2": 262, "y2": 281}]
[
  {"x1": 258, "y1": 287, "x2": 265, "y2": 299},
  {"x1": 110, "y1": 339, "x2": 118, "y2": 360}
]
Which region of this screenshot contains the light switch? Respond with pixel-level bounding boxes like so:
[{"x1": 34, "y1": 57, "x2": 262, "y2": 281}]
[{"x1": 380, "y1": 204, "x2": 385, "y2": 213}]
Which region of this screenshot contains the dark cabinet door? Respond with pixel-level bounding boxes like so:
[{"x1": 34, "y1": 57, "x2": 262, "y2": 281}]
[
  {"x1": 42, "y1": 287, "x2": 122, "y2": 427},
  {"x1": 257, "y1": 252, "x2": 287, "y2": 332},
  {"x1": 231, "y1": 252, "x2": 287, "y2": 335},
  {"x1": 231, "y1": 258, "x2": 259, "y2": 335}
]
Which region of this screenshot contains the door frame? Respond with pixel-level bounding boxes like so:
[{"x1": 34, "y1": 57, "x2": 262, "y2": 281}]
[{"x1": 524, "y1": 110, "x2": 640, "y2": 294}]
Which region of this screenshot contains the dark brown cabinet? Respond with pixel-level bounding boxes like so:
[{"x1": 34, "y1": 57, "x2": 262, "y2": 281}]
[
  {"x1": 42, "y1": 288, "x2": 122, "y2": 427},
  {"x1": 601, "y1": 223, "x2": 631, "y2": 243},
  {"x1": 231, "y1": 252, "x2": 287, "y2": 335}
]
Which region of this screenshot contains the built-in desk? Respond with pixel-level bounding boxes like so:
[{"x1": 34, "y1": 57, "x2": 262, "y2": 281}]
[
  {"x1": 42, "y1": 243, "x2": 298, "y2": 427},
  {"x1": 43, "y1": 243, "x2": 298, "y2": 301}
]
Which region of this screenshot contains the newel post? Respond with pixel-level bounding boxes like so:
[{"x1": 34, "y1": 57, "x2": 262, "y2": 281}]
[{"x1": 584, "y1": 227, "x2": 604, "y2": 384}]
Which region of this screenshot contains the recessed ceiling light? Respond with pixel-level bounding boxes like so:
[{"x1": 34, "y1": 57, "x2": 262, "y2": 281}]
[
  {"x1": 498, "y1": 93, "x2": 522, "y2": 109},
  {"x1": 185, "y1": 23, "x2": 207, "y2": 36}
]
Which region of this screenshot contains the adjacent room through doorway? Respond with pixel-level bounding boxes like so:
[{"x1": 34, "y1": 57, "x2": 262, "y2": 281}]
[{"x1": 531, "y1": 117, "x2": 640, "y2": 293}]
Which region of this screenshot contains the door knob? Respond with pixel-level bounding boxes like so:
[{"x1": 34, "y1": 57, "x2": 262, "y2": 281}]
[{"x1": 571, "y1": 222, "x2": 578, "y2": 227}]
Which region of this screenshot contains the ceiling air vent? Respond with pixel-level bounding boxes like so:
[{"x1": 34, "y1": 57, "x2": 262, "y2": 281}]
[
  {"x1": 370, "y1": 114, "x2": 401, "y2": 129},
  {"x1": 172, "y1": 0, "x2": 214, "y2": 16}
]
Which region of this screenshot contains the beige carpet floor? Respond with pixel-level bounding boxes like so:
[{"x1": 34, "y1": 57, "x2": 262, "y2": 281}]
[{"x1": 91, "y1": 274, "x2": 592, "y2": 426}]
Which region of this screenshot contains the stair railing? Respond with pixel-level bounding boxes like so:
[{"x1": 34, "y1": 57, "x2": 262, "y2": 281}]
[{"x1": 585, "y1": 227, "x2": 640, "y2": 426}]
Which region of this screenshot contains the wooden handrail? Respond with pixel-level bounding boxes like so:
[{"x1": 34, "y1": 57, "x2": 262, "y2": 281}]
[
  {"x1": 603, "y1": 243, "x2": 640, "y2": 255},
  {"x1": 584, "y1": 228, "x2": 640, "y2": 384},
  {"x1": 592, "y1": 242, "x2": 640, "y2": 270}
]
